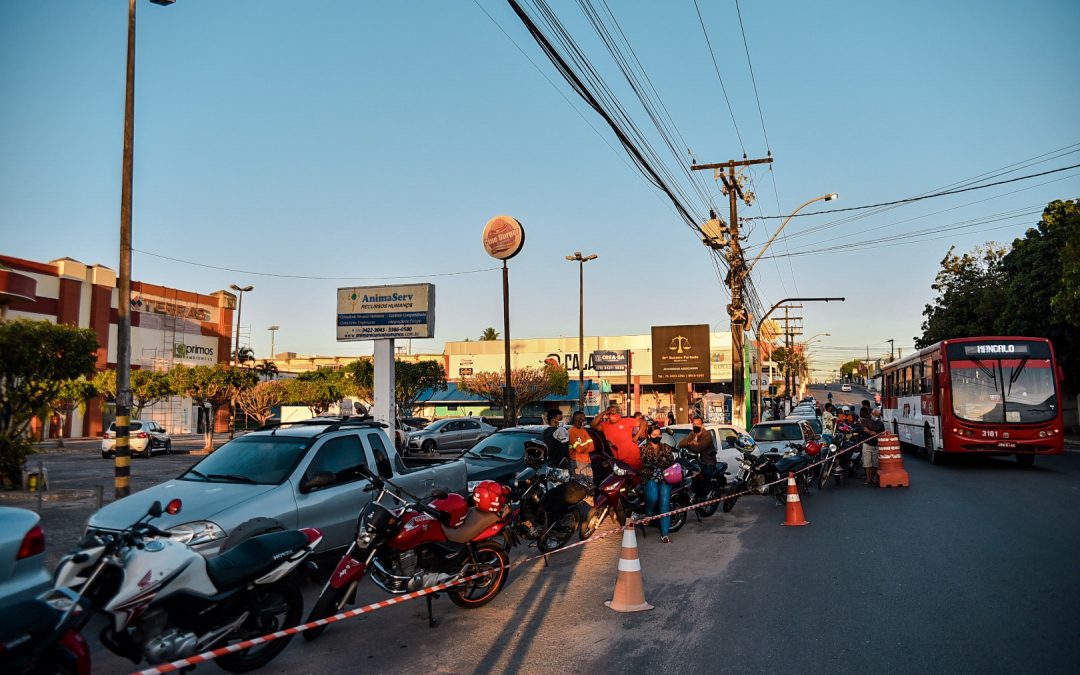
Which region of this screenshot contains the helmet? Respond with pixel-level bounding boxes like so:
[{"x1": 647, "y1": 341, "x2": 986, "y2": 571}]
[
  {"x1": 734, "y1": 434, "x2": 756, "y2": 453},
  {"x1": 662, "y1": 462, "x2": 683, "y2": 485},
  {"x1": 472, "y1": 480, "x2": 510, "y2": 513},
  {"x1": 430, "y1": 492, "x2": 468, "y2": 528},
  {"x1": 804, "y1": 439, "x2": 823, "y2": 457},
  {"x1": 523, "y1": 440, "x2": 546, "y2": 469}
]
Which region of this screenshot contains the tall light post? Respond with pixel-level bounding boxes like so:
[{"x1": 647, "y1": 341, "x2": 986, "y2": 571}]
[
  {"x1": 267, "y1": 325, "x2": 280, "y2": 360},
  {"x1": 115, "y1": 0, "x2": 175, "y2": 500},
  {"x1": 745, "y1": 193, "x2": 839, "y2": 275},
  {"x1": 228, "y1": 284, "x2": 252, "y2": 440},
  {"x1": 887, "y1": 338, "x2": 895, "y2": 362},
  {"x1": 566, "y1": 251, "x2": 597, "y2": 410}
]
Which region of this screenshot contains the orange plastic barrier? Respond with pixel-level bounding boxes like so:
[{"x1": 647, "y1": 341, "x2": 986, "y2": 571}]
[{"x1": 877, "y1": 433, "x2": 909, "y2": 488}]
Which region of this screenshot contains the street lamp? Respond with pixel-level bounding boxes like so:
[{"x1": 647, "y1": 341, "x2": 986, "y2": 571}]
[
  {"x1": 268, "y1": 325, "x2": 280, "y2": 360},
  {"x1": 566, "y1": 252, "x2": 598, "y2": 411},
  {"x1": 114, "y1": 0, "x2": 176, "y2": 499},
  {"x1": 887, "y1": 338, "x2": 895, "y2": 362},
  {"x1": 746, "y1": 193, "x2": 839, "y2": 274},
  {"x1": 229, "y1": 284, "x2": 254, "y2": 367}
]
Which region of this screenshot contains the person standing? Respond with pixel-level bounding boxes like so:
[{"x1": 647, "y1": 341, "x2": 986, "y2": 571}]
[
  {"x1": 822, "y1": 403, "x2": 836, "y2": 447},
  {"x1": 591, "y1": 404, "x2": 645, "y2": 470},
  {"x1": 542, "y1": 408, "x2": 569, "y2": 470},
  {"x1": 566, "y1": 411, "x2": 594, "y2": 481},
  {"x1": 641, "y1": 426, "x2": 676, "y2": 544},
  {"x1": 862, "y1": 408, "x2": 885, "y2": 485},
  {"x1": 677, "y1": 415, "x2": 716, "y2": 499}
]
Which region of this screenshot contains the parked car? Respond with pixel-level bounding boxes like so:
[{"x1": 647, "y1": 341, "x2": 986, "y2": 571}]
[
  {"x1": 785, "y1": 414, "x2": 824, "y2": 437},
  {"x1": 749, "y1": 419, "x2": 818, "y2": 455},
  {"x1": 400, "y1": 416, "x2": 430, "y2": 429},
  {"x1": 516, "y1": 415, "x2": 544, "y2": 426},
  {"x1": 0, "y1": 507, "x2": 51, "y2": 610},
  {"x1": 87, "y1": 417, "x2": 468, "y2": 556},
  {"x1": 407, "y1": 417, "x2": 496, "y2": 455},
  {"x1": 101, "y1": 419, "x2": 172, "y2": 458},
  {"x1": 460, "y1": 425, "x2": 546, "y2": 487},
  {"x1": 666, "y1": 422, "x2": 753, "y2": 479}
]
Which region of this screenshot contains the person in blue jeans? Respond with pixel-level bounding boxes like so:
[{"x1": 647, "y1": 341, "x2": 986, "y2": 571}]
[{"x1": 640, "y1": 427, "x2": 676, "y2": 543}]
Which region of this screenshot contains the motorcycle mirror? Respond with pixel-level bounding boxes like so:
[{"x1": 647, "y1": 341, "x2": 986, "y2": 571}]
[
  {"x1": 147, "y1": 501, "x2": 163, "y2": 518},
  {"x1": 430, "y1": 488, "x2": 449, "y2": 500},
  {"x1": 165, "y1": 498, "x2": 183, "y2": 515}
]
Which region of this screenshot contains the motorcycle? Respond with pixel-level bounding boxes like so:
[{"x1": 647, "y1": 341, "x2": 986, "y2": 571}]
[
  {"x1": 502, "y1": 465, "x2": 589, "y2": 553},
  {"x1": 45, "y1": 499, "x2": 321, "y2": 672},
  {"x1": 723, "y1": 442, "x2": 812, "y2": 512},
  {"x1": 0, "y1": 595, "x2": 91, "y2": 675},
  {"x1": 834, "y1": 422, "x2": 864, "y2": 477},
  {"x1": 578, "y1": 459, "x2": 643, "y2": 540},
  {"x1": 815, "y1": 442, "x2": 845, "y2": 489},
  {"x1": 304, "y1": 468, "x2": 510, "y2": 641},
  {"x1": 675, "y1": 448, "x2": 728, "y2": 517}
]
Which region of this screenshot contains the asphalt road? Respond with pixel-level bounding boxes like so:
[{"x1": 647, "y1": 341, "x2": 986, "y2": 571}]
[{"x1": 12, "y1": 411, "x2": 1080, "y2": 674}]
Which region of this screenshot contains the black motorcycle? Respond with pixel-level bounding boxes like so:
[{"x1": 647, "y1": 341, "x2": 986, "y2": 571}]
[
  {"x1": 723, "y1": 443, "x2": 811, "y2": 512},
  {"x1": 675, "y1": 448, "x2": 728, "y2": 517},
  {"x1": 502, "y1": 465, "x2": 590, "y2": 553}
]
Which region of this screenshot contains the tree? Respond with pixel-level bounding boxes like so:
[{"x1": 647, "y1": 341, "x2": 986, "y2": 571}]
[
  {"x1": 0, "y1": 319, "x2": 98, "y2": 484},
  {"x1": 237, "y1": 380, "x2": 289, "y2": 426},
  {"x1": 253, "y1": 360, "x2": 279, "y2": 380},
  {"x1": 232, "y1": 346, "x2": 255, "y2": 366},
  {"x1": 916, "y1": 244, "x2": 1007, "y2": 348},
  {"x1": 1050, "y1": 200, "x2": 1080, "y2": 326},
  {"x1": 345, "y1": 359, "x2": 448, "y2": 415},
  {"x1": 171, "y1": 364, "x2": 257, "y2": 450},
  {"x1": 287, "y1": 367, "x2": 347, "y2": 416},
  {"x1": 48, "y1": 378, "x2": 97, "y2": 448},
  {"x1": 480, "y1": 327, "x2": 500, "y2": 341},
  {"x1": 459, "y1": 363, "x2": 569, "y2": 414},
  {"x1": 94, "y1": 368, "x2": 177, "y2": 417}
]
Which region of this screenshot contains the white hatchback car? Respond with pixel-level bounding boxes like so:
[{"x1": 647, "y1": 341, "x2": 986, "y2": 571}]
[
  {"x1": 101, "y1": 420, "x2": 172, "y2": 458},
  {"x1": 666, "y1": 422, "x2": 752, "y2": 479}
]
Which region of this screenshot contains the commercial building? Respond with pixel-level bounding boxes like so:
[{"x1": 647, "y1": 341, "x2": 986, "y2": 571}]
[{"x1": 0, "y1": 254, "x2": 236, "y2": 438}]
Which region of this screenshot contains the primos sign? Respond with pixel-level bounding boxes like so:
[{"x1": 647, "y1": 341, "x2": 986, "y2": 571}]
[
  {"x1": 173, "y1": 342, "x2": 215, "y2": 363},
  {"x1": 651, "y1": 324, "x2": 711, "y2": 383},
  {"x1": 337, "y1": 283, "x2": 436, "y2": 341}
]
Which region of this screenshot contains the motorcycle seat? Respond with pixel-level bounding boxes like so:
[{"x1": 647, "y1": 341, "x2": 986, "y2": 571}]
[
  {"x1": 206, "y1": 530, "x2": 309, "y2": 591},
  {"x1": 441, "y1": 508, "x2": 500, "y2": 544},
  {"x1": 0, "y1": 599, "x2": 58, "y2": 644}
]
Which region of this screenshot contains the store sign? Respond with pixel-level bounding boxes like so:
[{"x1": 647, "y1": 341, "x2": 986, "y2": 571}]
[
  {"x1": 132, "y1": 294, "x2": 213, "y2": 322},
  {"x1": 651, "y1": 324, "x2": 711, "y2": 383},
  {"x1": 172, "y1": 342, "x2": 216, "y2": 364},
  {"x1": 482, "y1": 215, "x2": 525, "y2": 260},
  {"x1": 591, "y1": 350, "x2": 628, "y2": 372},
  {"x1": 337, "y1": 284, "x2": 435, "y2": 341}
]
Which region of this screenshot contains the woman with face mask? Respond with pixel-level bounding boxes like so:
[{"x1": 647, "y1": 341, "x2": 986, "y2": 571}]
[{"x1": 640, "y1": 428, "x2": 676, "y2": 543}]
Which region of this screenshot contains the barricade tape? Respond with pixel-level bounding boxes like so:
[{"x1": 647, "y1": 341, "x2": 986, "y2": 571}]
[{"x1": 135, "y1": 431, "x2": 892, "y2": 674}]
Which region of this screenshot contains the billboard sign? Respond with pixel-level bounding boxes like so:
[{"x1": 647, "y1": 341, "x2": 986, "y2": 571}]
[
  {"x1": 591, "y1": 349, "x2": 628, "y2": 372},
  {"x1": 337, "y1": 283, "x2": 435, "y2": 341},
  {"x1": 651, "y1": 324, "x2": 711, "y2": 383}
]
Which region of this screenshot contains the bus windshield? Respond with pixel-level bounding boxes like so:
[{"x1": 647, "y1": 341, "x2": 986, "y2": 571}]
[{"x1": 951, "y1": 358, "x2": 1056, "y2": 424}]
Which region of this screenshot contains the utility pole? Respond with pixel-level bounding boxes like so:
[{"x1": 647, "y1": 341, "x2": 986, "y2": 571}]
[{"x1": 693, "y1": 155, "x2": 773, "y2": 428}]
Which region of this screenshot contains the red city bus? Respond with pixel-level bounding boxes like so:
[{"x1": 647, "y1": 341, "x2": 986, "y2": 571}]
[{"x1": 881, "y1": 336, "x2": 1064, "y2": 466}]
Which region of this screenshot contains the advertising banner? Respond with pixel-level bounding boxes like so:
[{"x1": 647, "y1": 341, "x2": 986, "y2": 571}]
[
  {"x1": 651, "y1": 324, "x2": 711, "y2": 383},
  {"x1": 591, "y1": 349, "x2": 628, "y2": 372},
  {"x1": 337, "y1": 284, "x2": 435, "y2": 341}
]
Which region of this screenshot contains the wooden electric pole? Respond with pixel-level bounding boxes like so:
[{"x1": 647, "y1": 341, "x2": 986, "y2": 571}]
[{"x1": 692, "y1": 155, "x2": 773, "y2": 428}]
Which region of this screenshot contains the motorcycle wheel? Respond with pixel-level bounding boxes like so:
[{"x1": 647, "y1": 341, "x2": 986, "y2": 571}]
[
  {"x1": 722, "y1": 495, "x2": 739, "y2": 513},
  {"x1": 303, "y1": 581, "x2": 354, "y2": 642},
  {"x1": 216, "y1": 581, "x2": 302, "y2": 673},
  {"x1": 817, "y1": 458, "x2": 833, "y2": 489},
  {"x1": 695, "y1": 487, "x2": 720, "y2": 517},
  {"x1": 667, "y1": 494, "x2": 688, "y2": 533},
  {"x1": 537, "y1": 508, "x2": 581, "y2": 553},
  {"x1": 448, "y1": 541, "x2": 509, "y2": 609},
  {"x1": 579, "y1": 505, "x2": 608, "y2": 541}
]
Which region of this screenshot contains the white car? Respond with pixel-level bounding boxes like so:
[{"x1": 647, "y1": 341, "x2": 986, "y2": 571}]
[
  {"x1": 841, "y1": 384, "x2": 852, "y2": 392},
  {"x1": 101, "y1": 420, "x2": 172, "y2": 458},
  {"x1": 666, "y1": 422, "x2": 753, "y2": 479}
]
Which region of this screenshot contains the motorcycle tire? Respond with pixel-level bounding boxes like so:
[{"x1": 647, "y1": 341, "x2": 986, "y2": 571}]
[
  {"x1": 216, "y1": 581, "x2": 302, "y2": 673},
  {"x1": 817, "y1": 458, "x2": 833, "y2": 489},
  {"x1": 722, "y1": 495, "x2": 739, "y2": 513},
  {"x1": 667, "y1": 494, "x2": 689, "y2": 533},
  {"x1": 579, "y1": 505, "x2": 608, "y2": 541},
  {"x1": 303, "y1": 581, "x2": 354, "y2": 642},
  {"x1": 537, "y1": 508, "x2": 581, "y2": 553},
  {"x1": 448, "y1": 541, "x2": 509, "y2": 609},
  {"x1": 695, "y1": 488, "x2": 720, "y2": 517}
]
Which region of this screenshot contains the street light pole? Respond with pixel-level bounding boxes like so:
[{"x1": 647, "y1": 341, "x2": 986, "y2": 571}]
[
  {"x1": 887, "y1": 338, "x2": 895, "y2": 362},
  {"x1": 115, "y1": 0, "x2": 174, "y2": 500},
  {"x1": 268, "y1": 325, "x2": 280, "y2": 360},
  {"x1": 566, "y1": 252, "x2": 597, "y2": 410},
  {"x1": 228, "y1": 284, "x2": 252, "y2": 440}
]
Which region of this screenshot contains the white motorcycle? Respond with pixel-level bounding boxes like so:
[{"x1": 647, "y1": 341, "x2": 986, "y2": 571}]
[{"x1": 44, "y1": 498, "x2": 321, "y2": 673}]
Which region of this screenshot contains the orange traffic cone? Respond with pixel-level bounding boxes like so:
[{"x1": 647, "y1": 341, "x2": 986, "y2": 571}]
[
  {"x1": 605, "y1": 528, "x2": 654, "y2": 612},
  {"x1": 782, "y1": 472, "x2": 809, "y2": 527},
  {"x1": 877, "y1": 434, "x2": 910, "y2": 487}
]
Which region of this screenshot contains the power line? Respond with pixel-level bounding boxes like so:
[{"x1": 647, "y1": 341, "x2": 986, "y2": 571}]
[
  {"x1": 733, "y1": 0, "x2": 769, "y2": 153},
  {"x1": 691, "y1": 0, "x2": 745, "y2": 155},
  {"x1": 133, "y1": 249, "x2": 500, "y2": 281}
]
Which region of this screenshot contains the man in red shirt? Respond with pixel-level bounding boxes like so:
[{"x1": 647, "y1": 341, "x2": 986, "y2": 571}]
[{"x1": 591, "y1": 404, "x2": 645, "y2": 470}]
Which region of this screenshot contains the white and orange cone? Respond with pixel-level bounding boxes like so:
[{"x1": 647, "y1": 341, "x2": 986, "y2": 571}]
[
  {"x1": 605, "y1": 528, "x2": 654, "y2": 612},
  {"x1": 782, "y1": 471, "x2": 810, "y2": 527}
]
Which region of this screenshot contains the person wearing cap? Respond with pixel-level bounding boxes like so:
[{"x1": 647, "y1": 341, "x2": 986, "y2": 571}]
[{"x1": 862, "y1": 408, "x2": 886, "y2": 485}]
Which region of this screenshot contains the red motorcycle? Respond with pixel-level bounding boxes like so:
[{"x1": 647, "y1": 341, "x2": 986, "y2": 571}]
[
  {"x1": 304, "y1": 469, "x2": 510, "y2": 640},
  {"x1": 578, "y1": 459, "x2": 644, "y2": 540}
]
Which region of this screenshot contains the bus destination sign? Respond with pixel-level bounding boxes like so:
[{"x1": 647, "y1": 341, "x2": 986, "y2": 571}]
[{"x1": 964, "y1": 344, "x2": 1030, "y2": 356}]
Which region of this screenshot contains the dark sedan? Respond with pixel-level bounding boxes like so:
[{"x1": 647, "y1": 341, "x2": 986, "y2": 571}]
[{"x1": 460, "y1": 426, "x2": 546, "y2": 488}]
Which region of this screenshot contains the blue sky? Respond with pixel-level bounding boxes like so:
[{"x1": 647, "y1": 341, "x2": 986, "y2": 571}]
[{"x1": 2, "y1": 0, "x2": 1078, "y2": 376}]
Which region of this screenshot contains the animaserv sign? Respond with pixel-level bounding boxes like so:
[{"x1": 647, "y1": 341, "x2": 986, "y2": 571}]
[{"x1": 337, "y1": 283, "x2": 435, "y2": 341}]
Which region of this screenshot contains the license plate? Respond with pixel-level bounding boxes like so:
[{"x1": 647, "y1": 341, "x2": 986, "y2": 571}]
[{"x1": 997, "y1": 442, "x2": 1017, "y2": 449}]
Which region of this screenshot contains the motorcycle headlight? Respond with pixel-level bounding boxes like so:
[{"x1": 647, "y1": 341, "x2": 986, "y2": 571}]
[
  {"x1": 612, "y1": 464, "x2": 630, "y2": 477},
  {"x1": 168, "y1": 521, "x2": 225, "y2": 546}
]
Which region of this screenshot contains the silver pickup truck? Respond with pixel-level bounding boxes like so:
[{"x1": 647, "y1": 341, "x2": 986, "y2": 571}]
[{"x1": 87, "y1": 418, "x2": 468, "y2": 555}]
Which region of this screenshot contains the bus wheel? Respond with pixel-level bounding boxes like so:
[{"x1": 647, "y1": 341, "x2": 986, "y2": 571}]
[
  {"x1": 925, "y1": 427, "x2": 941, "y2": 465},
  {"x1": 1016, "y1": 454, "x2": 1035, "y2": 468}
]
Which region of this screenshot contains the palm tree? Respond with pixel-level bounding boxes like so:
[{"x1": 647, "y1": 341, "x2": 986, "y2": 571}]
[
  {"x1": 232, "y1": 346, "x2": 256, "y2": 366},
  {"x1": 480, "y1": 327, "x2": 500, "y2": 341},
  {"x1": 253, "y1": 360, "x2": 279, "y2": 380}
]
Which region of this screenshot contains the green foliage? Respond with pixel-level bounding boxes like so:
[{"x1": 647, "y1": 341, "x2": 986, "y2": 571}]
[
  {"x1": 237, "y1": 379, "x2": 289, "y2": 426},
  {"x1": 289, "y1": 367, "x2": 347, "y2": 416},
  {"x1": 232, "y1": 346, "x2": 255, "y2": 366},
  {"x1": 131, "y1": 370, "x2": 175, "y2": 417},
  {"x1": 459, "y1": 363, "x2": 569, "y2": 413},
  {"x1": 253, "y1": 360, "x2": 279, "y2": 379},
  {"x1": 917, "y1": 244, "x2": 1006, "y2": 348},
  {"x1": 480, "y1": 327, "x2": 500, "y2": 341},
  {"x1": 1049, "y1": 200, "x2": 1080, "y2": 325},
  {"x1": 839, "y1": 359, "x2": 864, "y2": 378},
  {"x1": 92, "y1": 369, "x2": 117, "y2": 400},
  {"x1": 171, "y1": 364, "x2": 257, "y2": 449},
  {"x1": 345, "y1": 359, "x2": 448, "y2": 415},
  {"x1": 0, "y1": 319, "x2": 98, "y2": 484},
  {"x1": 48, "y1": 378, "x2": 98, "y2": 446}
]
